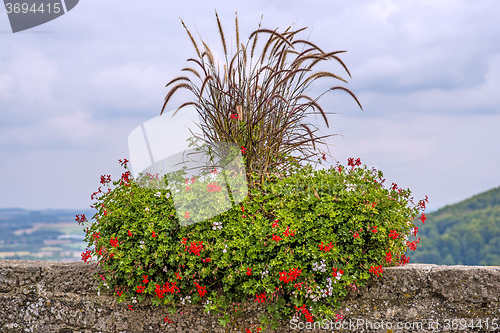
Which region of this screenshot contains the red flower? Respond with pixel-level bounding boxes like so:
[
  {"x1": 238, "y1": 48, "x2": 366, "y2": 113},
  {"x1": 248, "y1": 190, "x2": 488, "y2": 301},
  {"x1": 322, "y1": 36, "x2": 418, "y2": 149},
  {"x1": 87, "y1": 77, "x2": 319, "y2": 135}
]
[
  {"x1": 116, "y1": 290, "x2": 123, "y2": 296},
  {"x1": 142, "y1": 275, "x2": 149, "y2": 284},
  {"x1": 332, "y1": 268, "x2": 344, "y2": 277},
  {"x1": 399, "y1": 254, "x2": 410, "y2": 265},
  {"x1": 406, "y1": 238, "x2": 421, "y2": 251},
  {"x1": 187, "y1": 241, "x2": 204, "y2": 256},
  {"x1": 272, "y1": 234, "x2": 282, "y2": 242},
  {"x1": 371, "y1": 226, "x2": 378, "y2": 233},
  {"x1": 127, "y1": 230, "x2": 133, "y2": 237},
  {"x1": 318, "y1": 241, "x2": 334, "y2": 253},
  {"x1": 279, "y1": 268, "x2": 302, "y2": 284},
  {"x1": 231, "y1": 113, "x2": 239, "y2": 119},
  {"x1": 207, "y1": 182, "x2": 222, "y2": 192},
  {"x1": 109, "y1": 237, "x2": 119, "y2": 248},
  {"x1": 121, "y1": 171, "x2": 131, "y2": 186},
  {"x1": 272, "y1": 219, "x2": 279, "y2": 228},
  {"x1": 181, "y1": 237, "x2": 188, "y2": 245},
  {"x1": 152, "y1": 231, "x2": 157, "y2": 238},
  {"x1": 164, "y1": 316, "x2": 173, "y2": 324},
  {"x1": 75, "y1": 214, "x2": 87, "y2": 223},
  {"x1": 420, "y1": 213, "x2": 427, "y2": 224},
  {"x1": 283, "y1": 226, "x2": 296, "y2": 237},
  {"x1": 241, "y1": 206, "x2": 245, "y2": 212},
  {"x1": 100, "y1": 174, "x2": 111, "y2": 185},
  {"x1": 194, "y1": 282, "x2": 207, "y2": 297},
  {"x1": 369, "y1": 265, "x2": 383, "y2": 277},
  {"x1": 128, "y1": 304, "x2": 133, "y2": 311},
  {"x1": 119, "y1": 158, "x2": 129, "y2": 167},
  {"x1": 184, "y1": 211, "x2": 190, "y2": 219},
  {"x1": 385, "y1": 252, "x2": 393, "y2": 263},
  {"x1": 175, "y1": 272, "x2": 182, "y2": 280},
  {"x1": 347, "y1": 157, "x2": 361, "y2": 167},
  {"x1": 241, "y1": 146, "x2": 246, "y2": 154},
  {"x1": 246, "y1": 268, "x2": 252, "y2": 276},
  {"x1": 388, "y1": 230, "x2": 399, "y2": 240},
  {"x1": 81, "y1": 250, "x2": 91, "y2": 263},
  {"x1": 295, "y1": 304, "x2": 314, "y2": 322},
  {"x1": 322, "y1": 153, "x2": 326, "y2": 160},
  {"x1": 136, "y1": 285, "x2": 145, "y2": 293},
  {"x1": 255, "y1": 292, "x2": 266, "y2": 303},
  {"x1": 353, "y1": 231, "x2": 360, "y2": 238}
]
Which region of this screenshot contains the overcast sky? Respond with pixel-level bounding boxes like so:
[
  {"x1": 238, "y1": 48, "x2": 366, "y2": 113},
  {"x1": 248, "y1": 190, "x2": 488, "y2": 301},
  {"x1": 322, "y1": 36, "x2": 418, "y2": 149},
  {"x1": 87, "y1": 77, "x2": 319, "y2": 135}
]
[{"x1": 1, "y1": 0, "x2": 499, "y2": 213}]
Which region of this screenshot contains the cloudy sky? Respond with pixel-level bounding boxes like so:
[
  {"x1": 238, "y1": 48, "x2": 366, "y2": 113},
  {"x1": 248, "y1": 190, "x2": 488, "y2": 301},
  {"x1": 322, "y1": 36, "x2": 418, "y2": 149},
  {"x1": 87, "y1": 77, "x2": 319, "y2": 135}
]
[{"x1": 1, "y1": 0, "x2": 499, "y2": 213}]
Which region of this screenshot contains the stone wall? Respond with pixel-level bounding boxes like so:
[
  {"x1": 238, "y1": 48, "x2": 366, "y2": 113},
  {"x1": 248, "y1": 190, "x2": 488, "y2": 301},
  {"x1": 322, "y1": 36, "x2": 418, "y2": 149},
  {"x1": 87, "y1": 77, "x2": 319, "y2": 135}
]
[{"x1": 0, "y1": 260, "x2": 499, "y2": 332}]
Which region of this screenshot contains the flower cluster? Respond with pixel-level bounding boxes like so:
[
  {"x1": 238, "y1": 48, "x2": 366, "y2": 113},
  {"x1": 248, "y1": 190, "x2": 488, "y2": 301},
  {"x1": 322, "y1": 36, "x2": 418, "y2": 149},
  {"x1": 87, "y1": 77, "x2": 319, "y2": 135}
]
[
  {"x1": 180, "y1": 295, "x2": 191, "y2": 304},
  {"x1": 75, "y1": 214, "x2": 87, "y2": 224},
  {"x1": 100, "y1": 174, "x2": 111, "y2": 185},
  {"x1": 369, "y1": 265, "x2": 383, "y2": 277},
  {"x1": 312, "y1": 259, "x2": 327, "y2": 272},
  {"x1": 212, "y1": 221, "x2": 222, "y2": 230},
  {"x1": 295, "y1": 304, "x2": 314, "y2": 322},
  {"x1": 109, "y1": 237, "x2": 119, "y2": 248},
  {"x1": 207, "y1": 182, "x2": 222, "y2": 192},
  {"x1": 185, "y1": 241, "x2": 204, "y2": 256},
  {"x1": 154, "y1": 282, "x2": 179, "y2": 298},
  {"x1": 388, "y1": 230, "x2": 399, "y2": 240},
  {"x1": 318, "y1": 241, "x2": 334, "y2": 252},
  {"x1": 332, "y1": 268, "x2": 344, "y2": 280},
  {"x1": 279, "y1": 268, "x2": 302, "y2": 284},
  {"x1": 272, "y1": 234, "x2": 283, "y2": 242},
  {"x1": 255, "y1": 292, "x2": 266, "y2": 303},
  {"x1": 406, "y1": 237, "x2": 421, "y2": 251},
  {"x1": 194, "y1": 282, "x2": 207, "y2": 297},
  {"x1": 283, "y1": 226, "x2": 296, "y2": 237},
  {"x1": 81, "y1": 250, "x2": 91, "y2": 263}
]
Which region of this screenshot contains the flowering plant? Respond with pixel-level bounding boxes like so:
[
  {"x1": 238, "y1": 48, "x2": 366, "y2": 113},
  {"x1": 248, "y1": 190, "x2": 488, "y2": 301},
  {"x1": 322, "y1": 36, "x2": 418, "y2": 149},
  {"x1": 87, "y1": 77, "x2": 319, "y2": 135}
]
[
  {"x1": 78, "y1": 157, "x2": 427, "y2": 331},
  {"x1": 77, "y1": 14, "x2": 428, "y2": 332}
]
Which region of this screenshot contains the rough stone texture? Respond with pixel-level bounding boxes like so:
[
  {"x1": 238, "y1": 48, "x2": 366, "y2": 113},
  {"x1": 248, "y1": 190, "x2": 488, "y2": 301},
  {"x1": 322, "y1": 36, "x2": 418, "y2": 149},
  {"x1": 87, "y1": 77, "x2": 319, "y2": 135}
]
[{"x1": 1, "y1": 261, "x2": 499, "y2": 332}]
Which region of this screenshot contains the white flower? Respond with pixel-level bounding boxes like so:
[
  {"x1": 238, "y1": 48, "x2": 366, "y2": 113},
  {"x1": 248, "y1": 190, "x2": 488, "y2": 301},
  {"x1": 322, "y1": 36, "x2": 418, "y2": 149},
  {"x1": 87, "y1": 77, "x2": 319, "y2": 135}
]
[
  {"x1": 166, "y1": 193, "x2": 171, "y2": 199},
  {"x1": 154, "y1": 191, "x2": 161, "y2": 197},
  {"x1": 145, "y1": 207, "x2": 150, "y2": 212},
  {"x1": 222, "y1": 244, "x2": 227, "y2": 253}
]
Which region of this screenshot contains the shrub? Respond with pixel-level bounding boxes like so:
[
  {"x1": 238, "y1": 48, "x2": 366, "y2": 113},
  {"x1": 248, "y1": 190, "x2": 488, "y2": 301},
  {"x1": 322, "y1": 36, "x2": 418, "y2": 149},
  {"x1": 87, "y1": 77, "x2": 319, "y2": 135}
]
[{"x1": 78, "y1": 157, "x2": 427, "y2": 330}]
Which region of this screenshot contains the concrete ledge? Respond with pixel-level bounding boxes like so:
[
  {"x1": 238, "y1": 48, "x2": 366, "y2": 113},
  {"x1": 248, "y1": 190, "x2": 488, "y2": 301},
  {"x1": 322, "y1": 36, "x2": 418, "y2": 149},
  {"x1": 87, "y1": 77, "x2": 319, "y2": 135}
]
[{"x1": 1, "y1": 260, "x2": 499, "y2": 332}]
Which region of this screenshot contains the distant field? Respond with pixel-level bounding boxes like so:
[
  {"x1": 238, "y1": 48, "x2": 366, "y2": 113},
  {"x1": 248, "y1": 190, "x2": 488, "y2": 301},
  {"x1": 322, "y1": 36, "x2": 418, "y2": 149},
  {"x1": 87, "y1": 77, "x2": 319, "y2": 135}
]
[
  {"x1": 13, "y1": 223, "x2": 83, "y2": 236},
  {"x1": 0, "y1": 251, "x2": 30, "y2": 258}
]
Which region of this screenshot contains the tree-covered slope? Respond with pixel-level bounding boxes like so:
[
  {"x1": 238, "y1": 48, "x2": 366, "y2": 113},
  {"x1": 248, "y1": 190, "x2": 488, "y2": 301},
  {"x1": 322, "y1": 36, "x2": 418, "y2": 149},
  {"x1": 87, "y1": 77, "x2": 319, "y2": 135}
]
[{"x1": 409, "y1": 186, "x2": 500, "y2": 266}]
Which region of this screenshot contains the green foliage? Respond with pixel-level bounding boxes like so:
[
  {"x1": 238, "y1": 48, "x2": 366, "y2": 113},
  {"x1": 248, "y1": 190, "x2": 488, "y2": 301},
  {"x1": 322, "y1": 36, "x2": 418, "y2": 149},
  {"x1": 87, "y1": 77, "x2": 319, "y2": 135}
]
[
  {"x1": 79, "y1": 158, "x2": 425, "y2": 330},
  {"x1": 161, "y1": 12, "x2": 362, "y2": 185},
  {"x1": 409, "y1": 186, "x2": 500, "y2": 266}
]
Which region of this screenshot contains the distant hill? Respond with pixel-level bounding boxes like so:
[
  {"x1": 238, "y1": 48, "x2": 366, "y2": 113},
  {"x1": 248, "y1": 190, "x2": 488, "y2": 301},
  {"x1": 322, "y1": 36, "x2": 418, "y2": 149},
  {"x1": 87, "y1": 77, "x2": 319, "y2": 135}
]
[{"x1": 409, "y1": 186, "x2": 500, "y2": 266}]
